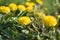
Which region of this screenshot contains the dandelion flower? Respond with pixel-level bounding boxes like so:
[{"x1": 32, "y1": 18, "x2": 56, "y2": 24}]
[
  {"x1": 17, "y1": 16, "x2": 31, "y2": 25},
  {"x1": 36, "y1": 0, "x2": 43, "y2": 5},
  {"x1": 43, "y1": 16, "x2": 57, "y2": 27},
  {"x1": 9, "y1": 3, "x2": 17, "y2": 11},
  {"x1": 25, "y1": 2, "x2": 35, "y2": 7},
  {"x1": 26, "y1": 6, "x2": 34, "y2": 12},
  {"x1": 18, "y1": 5, "x2": 26, "y2": 11},
  {"x1": 0, "y1": 6, "x2": 10, "y2": 14}
]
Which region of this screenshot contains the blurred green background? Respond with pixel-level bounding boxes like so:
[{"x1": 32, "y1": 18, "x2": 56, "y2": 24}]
[{"x1": 0, "y1": 0, "x2": 26, "y2": 5}]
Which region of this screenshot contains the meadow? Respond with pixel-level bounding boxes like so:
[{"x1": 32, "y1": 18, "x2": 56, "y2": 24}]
[{"x1": 0, "y1": 0, "x2": 60, "y2": 40}]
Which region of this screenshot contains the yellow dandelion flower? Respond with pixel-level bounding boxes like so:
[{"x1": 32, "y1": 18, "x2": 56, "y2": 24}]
[
  {"x1": 17, "y1": 16, "x2": 31, "y2": 25},
  {"x1": 26, "y1": 6, "x2": 34, "y2": 12},
  {"x1": 57, "y1": 15, "x2": 60, "y2": 18},
  {"x1": 36, "y1": 0, "x2": 43, "y2": 5},
  {"x1": 9, "y1": 3, "x2": 17, "y2": 11},
  {"x1": 25, "y1": 2, "x2": 35, "y2": 7},
  {"x1": 43, "y1": 16, "x2": 57, "y2": 27},
  {"x1": 17, "y1": 5, "x2": 26, "y2": 11},
  {"x1": 0, "y1": 6, "x2": 10, "y2": 14}
]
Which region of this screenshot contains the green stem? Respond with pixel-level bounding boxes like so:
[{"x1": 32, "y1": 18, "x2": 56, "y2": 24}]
[
  {"x1": 20, "y1": 11, "x2": 27, "y2": 17},
  {"x1": 17, "y1": 11, "x2": 22, "y2": 17}
]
